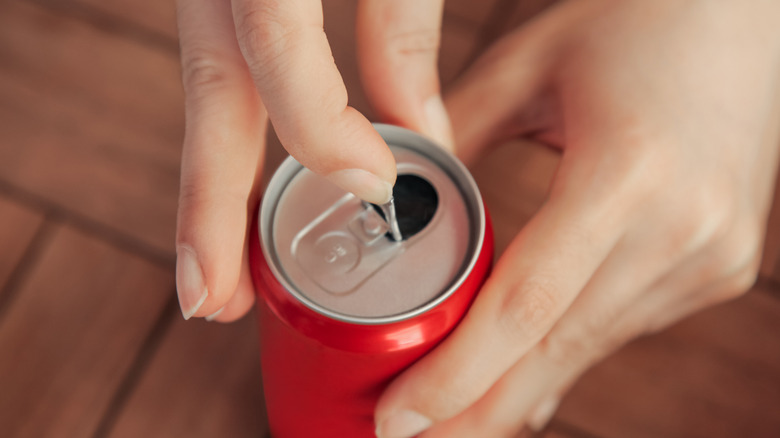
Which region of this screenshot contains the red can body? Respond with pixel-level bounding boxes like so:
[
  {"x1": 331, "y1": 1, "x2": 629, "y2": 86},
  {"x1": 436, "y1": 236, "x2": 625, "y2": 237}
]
[
  {"x1": 250, "y1": 213, "x2": 492, "y2": 437},
  {"x1": 250, "y1": 124, "x2": 493, "y2": 437}
]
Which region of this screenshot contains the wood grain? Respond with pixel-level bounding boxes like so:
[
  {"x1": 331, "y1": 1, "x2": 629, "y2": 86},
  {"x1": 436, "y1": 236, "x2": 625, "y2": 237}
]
[
  {"x1": 64, "y1": 0, "x2": 178, "y2": 42},
  {"x1": 542, "y1": 428, "x2": 585, "y2": 438},
  {"x1": 0, "y1": 195, "x2": 44, "y2": 294},
  {"x1": 0, "y1": 1, "x2": 182, "y2": 254},
  {"x1": 555, "y1": 283, "x2": 780, "y2": 438},
  {"x1": 446, "y1": 0, "x2": 504, "y2": 27},
  {"x1": 107, "y1": 315, "x2": 266, "y2": 438},
  {"x1": 0, "y1": 224, "x2": 173, "y2": 438}
]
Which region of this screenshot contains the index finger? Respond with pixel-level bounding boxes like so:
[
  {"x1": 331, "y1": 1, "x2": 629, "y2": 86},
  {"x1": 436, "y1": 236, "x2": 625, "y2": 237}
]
[{"x1": 231, "y1": 0, "x2": 396, "y2": 204}]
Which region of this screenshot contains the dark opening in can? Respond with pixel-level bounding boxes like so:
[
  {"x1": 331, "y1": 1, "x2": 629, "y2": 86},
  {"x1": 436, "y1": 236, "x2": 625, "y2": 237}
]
[{"x1": 371, "y1": 174, "x2": 439, "y2": 241}]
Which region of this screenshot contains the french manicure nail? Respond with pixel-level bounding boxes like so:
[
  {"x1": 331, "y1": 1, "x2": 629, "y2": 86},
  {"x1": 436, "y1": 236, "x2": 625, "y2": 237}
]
[
  {"x1": 327, "y1": 168, "x2": 393, "y2": 205},
  {"x1": 205, "y1": 306, "x2": 225, "y2": 322},
  {"x1": 175, "y1": 246, "x2": 208, "y2": 320},
  {"x1": 376, "y1": 410, "x2": 432, "y2": 438},
  {"x1": 527, "y1": 397, "x2": 560, "y2": 432},
  {"x1": 423, "y1": 95, "x2": 455, "y2": 152}
]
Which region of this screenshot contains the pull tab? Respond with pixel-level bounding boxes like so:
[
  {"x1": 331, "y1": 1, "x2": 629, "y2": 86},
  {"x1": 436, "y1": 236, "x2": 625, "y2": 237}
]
[
  {"x1": 292, "y1": 174, "x2": 439, "y2": 295},
  {"x1": 292, "y1": 196, "x2": 403, "y2": 295},
  {"x1": 364, "y1": 198, "x2": 403, "y2": 241}
]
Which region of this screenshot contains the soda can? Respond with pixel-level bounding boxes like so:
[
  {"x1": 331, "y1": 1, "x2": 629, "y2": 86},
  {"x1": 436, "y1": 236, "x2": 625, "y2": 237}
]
[{"x1": 249, "y1": 124, "x2": 493, "y2": 437}]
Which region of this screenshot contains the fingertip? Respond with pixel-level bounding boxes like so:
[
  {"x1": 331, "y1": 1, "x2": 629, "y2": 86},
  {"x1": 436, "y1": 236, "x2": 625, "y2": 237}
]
[
  {"x1": 527, "y1": 397, "x2": 559, "y2": 432},
  {"x1": 375, "y1": 410, "x2": 432, "y2": 438},
  {"x1": 204, "y1": 252, "x2": 257, "y2": 323},
  {"x1": 326, "y1": 168, "x2": 394, "y2": 204},
  {"x1": 175, "y1": 245, "x2": 209, "y2": 320},
  {"x1": 204, "y1": 291, "x2": 255, "y2": 323},
  {"x1": 373, "y1": 349, "x2": 461, "y2": 436},
  {"x1": 175, "y1": 202, "x2": 245, "y2": 318},
  {"x1": 422, "y1": 95, "x2": 454, "y2": 152}
]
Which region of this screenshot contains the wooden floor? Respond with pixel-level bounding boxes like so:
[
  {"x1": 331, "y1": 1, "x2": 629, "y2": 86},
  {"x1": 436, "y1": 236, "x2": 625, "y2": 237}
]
[{"x1": 1, "y1": 0, "x2": 779, "y2": 437}]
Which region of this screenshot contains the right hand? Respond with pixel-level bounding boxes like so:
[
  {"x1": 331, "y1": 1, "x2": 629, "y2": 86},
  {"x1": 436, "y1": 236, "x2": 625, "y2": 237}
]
[{"x1": 173, "y1": 0, "x2": 453, "y2": 322}]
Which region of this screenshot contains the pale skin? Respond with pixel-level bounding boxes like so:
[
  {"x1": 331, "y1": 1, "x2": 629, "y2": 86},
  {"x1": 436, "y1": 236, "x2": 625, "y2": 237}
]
[{"x1": 174, "y1": 1, "x2": 780, "y2": 437}]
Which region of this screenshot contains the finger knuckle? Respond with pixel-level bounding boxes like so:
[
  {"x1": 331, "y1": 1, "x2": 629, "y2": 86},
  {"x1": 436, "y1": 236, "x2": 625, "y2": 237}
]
[
  {"x1": 724, "y1": 266, "x2": 759, "y2": 300},
  {"x1": 234, "y1": 3, "x2": 291, "y2": 48},
  {"x1": 540, "y1": 308, "x2": 624, "y2": 367},
  {"x1": 385, "y1": 28, "x2": 441, "y2": 57},
  {"x1": 181, "y1": 48, "x2": 235, "y2": 95},
  {"x1": 566, "y1": 139, "x2": 666, "y2": 227},
  {"x1": 715, "y1": 252, "x2": 761, "y2": 302},
  {"x1": 705, "y1": 219, "x2": 763, "y2": 280},
  {"x1": 233, "y1": 4, "x2": 312, "y2": 76},
  {"x1": 408, "y1": 373, "x2": 476, "y2": 422},
  {"x1": 665, "y1": 184, "x2": 737, "y2": 257},
  {"x1": 541, "y1": 329, "x2": 596, "y2": 367},
  {"x1": 497, "y1": 282, "x2": 560, "y2": 340},
  {"x1": 177, "y1": 178, "x2": 204, "y2": 206}
]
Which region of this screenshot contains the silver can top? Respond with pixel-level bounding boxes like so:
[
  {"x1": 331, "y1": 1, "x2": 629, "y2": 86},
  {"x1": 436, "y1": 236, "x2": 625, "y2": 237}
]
[{"x1": 258, "y1": 124, "x2": 486, "y2": 324}]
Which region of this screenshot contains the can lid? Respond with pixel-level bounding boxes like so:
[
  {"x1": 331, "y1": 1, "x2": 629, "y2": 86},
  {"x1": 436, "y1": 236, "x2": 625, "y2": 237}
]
[{"x1": 259, "y1": 125, "x2": 485, "y2": 324}]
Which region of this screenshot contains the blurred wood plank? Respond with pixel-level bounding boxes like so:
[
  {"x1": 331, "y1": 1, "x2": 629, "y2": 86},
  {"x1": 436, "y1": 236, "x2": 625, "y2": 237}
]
[
  {"x1": 505, "y1": 0, "x2": 561, "y2": 28},
  {"x1": 555, "y1": 282, "x2": 780, "y2": 438},
  {"x1": 0, "y1": 1, "x2": 182, "y2": 254},
  {"x1": 760, "y1": 174, "x2": 780, "y2": 281},
  {"x1": 463, "y1": 0, "x2": 560, "y2": 66},
  {"x1": 0, "y1": 224, "x2": 173, "y2": 438},
  {"x1": 61, "y1": 0, "x2": 178, "y2": 42},
  {"x1": 542, "y1": 428, "x2": 587, "y2": 438},
  {"x1": 107, "y1": 315, "x2": 266, "y2": 438},
  {"x1": 446, "y1": 0, "x2": 503, "y2": 27},
  {"x1": 0, "y1": 196, "x2": 44, "y2": 293},
  {"x1": 438, "y1": 17, "x2": 482, "y2": 87}
]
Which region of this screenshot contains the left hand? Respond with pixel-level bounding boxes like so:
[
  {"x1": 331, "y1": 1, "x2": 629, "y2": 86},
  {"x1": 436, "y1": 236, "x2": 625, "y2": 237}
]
[
  {"x1": 374, "y1": 1, "x2": 780, "y2": 437},
  {"x1": 174, "y1": 0, "x2": 452, "y2": 322}
]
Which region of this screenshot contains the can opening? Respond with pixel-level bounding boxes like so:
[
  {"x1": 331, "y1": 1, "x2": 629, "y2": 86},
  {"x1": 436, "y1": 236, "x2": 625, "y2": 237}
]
[{"x1": 372, "y1": 174, "x2": 438, "y2": 240}]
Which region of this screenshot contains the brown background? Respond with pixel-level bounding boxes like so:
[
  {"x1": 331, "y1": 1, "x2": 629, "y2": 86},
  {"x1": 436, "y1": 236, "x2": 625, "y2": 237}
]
[{"x1": 1, "y1": 0, "x2": 779, "y2": 437}]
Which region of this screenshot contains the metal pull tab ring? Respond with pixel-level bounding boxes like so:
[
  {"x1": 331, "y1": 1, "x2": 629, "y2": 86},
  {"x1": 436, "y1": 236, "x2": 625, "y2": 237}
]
[
  {"x1": 380, "y1": 197, "x2": 403, "y2": 242},
  {"x1": 362, "y1": 198, "x2": 403, "y2": 241}
]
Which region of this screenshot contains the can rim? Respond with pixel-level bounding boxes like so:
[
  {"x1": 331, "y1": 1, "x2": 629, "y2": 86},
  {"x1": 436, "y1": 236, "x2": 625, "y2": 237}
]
[{"x1": 258, "y1": 124, "x2": 486, "y2": 325}]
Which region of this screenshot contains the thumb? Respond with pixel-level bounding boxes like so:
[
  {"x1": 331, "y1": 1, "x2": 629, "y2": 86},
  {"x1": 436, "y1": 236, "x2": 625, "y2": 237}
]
[{"x1": 374, "y1": 190, "x2": 619, "y2": 438}]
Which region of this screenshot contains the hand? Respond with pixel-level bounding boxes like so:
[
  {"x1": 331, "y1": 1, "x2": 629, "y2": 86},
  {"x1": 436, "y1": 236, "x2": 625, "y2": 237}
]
[
  {"x1": 173, "y1": 0, "x2": 453, "y2": 321},
  {"x1": 374, "y1": 1, "x2": 780, "y2": 437}
]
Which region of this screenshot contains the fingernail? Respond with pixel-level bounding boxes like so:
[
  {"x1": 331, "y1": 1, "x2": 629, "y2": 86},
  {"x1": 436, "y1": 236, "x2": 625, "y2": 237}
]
[
  {"x1": 527, "y1": 397, "x2": 560, "y2": 432},
  {"x1": 205, "y1": 306, "x2": 225, "y2": 322},
  {"x1": 327, "y1": 168, "x2": 393, "y2": 205},
  {"x1": 376, "y1": 410, "x2": 432, "y2": 438},
  {"x1": 175, "y1": 246, "x2": 209, "y2": 320},
  {"x1": 423, "y1": 95, "x2": 454, "y2": 151}
]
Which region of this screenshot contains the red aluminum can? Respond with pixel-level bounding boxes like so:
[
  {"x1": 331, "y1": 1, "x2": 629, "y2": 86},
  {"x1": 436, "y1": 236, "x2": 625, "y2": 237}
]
[{"x1": 249, "y1": 124, "x2": 493, "y2": 437}]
